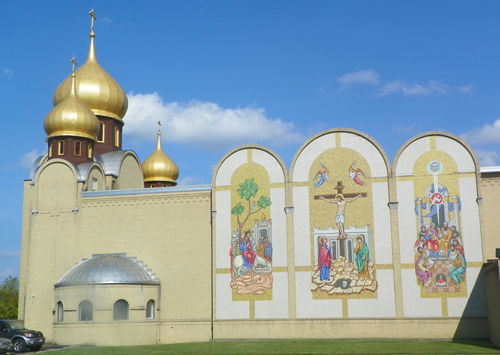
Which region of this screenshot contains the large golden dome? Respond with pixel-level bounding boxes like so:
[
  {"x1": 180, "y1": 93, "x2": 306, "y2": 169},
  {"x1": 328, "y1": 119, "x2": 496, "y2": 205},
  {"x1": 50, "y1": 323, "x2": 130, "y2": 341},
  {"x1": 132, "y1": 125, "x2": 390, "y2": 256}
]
[
  {"x1": 142, "y1": 124, "x2": 179, "y2": 185},
  {"x1": 52, "y1": 28, "x2": 128, "y2": 122},
  {"x1": 44, "y1": 70, "x2": 100, "y2": 141}
]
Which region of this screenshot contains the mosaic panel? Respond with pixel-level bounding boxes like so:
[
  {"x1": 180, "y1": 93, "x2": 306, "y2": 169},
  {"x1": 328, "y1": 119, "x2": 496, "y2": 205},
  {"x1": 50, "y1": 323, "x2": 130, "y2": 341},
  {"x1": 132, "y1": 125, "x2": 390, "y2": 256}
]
[{"x1": 307, "y1": 144, "x2": 379, "y2": 299}]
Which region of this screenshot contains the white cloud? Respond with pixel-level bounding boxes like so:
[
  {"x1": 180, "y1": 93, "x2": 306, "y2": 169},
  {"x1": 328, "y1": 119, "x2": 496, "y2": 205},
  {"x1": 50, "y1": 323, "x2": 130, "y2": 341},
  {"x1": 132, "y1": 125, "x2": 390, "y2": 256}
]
[
  {"x1": 20, "y1": 149, "x2": 43, "y2": 169},
  {"x1": 458, "y1": 84, "x2": 474, "y2": 93},
  {"x1": 337, "y1": 69, "x2": 379, "y2": 87},
  {"x1": 475, "y1": 149, "x2": 499, "y2": 166},
  {"x1": 124, "y1": 92, "x2": 305, "y2": 151},
  {"x1": 177, "y1": 176, "x2": 200, "y2": 186},
  {"x1": 460, "y1": 118, "x2": 500, "y2": 145},
  {"x1": 99, "y1": 17, "x2": 113, "y2": 24},
  {"x1": 1, "y1": 68, "x2": 13, "y2": 78},
  {"x1": 0, "y1": 251, "x2": 20, "y2": 258},
  {"x1": 380, "y1": 80, "x2": 451, "y2": 97},
  {"x1": 0, "y1": 268, "x2": 19, "y2": 281}
]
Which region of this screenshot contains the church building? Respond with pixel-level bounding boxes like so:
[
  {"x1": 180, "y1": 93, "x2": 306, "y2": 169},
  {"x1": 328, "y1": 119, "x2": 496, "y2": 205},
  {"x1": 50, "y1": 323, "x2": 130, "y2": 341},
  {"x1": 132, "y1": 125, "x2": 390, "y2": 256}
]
[{"x1": 19, "y1": 11, "x2": 500, "y2": 346}]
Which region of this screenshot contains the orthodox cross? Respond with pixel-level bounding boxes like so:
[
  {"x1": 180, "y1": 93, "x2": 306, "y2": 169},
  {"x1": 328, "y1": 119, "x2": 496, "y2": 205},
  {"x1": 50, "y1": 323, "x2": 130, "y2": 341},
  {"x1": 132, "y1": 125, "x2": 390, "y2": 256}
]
[
  {"x1": 89, "y1": 9, "x2": 96, "y2": 32},
  {"x1": 313, "y1": 181, "x2": 367, "y2": 200},
  {"x1": 157, "y1": 120, "x2": 161, "y2": 134},
  {"x1": 71, "y1": 57, "x2": 77, "y2": 72}
]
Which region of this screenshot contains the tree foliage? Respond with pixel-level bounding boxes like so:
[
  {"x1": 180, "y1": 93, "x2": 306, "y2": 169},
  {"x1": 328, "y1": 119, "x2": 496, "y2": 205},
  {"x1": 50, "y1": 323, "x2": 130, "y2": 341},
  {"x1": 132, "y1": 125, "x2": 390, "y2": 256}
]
[
  {"x1": 232, "y1": 179, "x2": 271, "y2": 240},
  {"x1": 0, "y1": 276, "x2": 19, "y2": 319}
]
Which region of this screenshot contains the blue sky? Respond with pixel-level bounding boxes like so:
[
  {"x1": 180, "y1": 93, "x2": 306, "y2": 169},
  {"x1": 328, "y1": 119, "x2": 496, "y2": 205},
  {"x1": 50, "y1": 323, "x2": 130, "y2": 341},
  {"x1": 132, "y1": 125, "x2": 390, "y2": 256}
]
[{"x1": 2, "y1": 1, "x2": 500, "y2": 280}]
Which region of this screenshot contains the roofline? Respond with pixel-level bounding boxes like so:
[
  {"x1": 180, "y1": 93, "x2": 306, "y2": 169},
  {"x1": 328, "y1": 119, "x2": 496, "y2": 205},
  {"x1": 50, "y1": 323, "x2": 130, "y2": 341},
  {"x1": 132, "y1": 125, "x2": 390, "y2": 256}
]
[{"x1": 480, "y1": 166, "x2": 500, "y2": 173}]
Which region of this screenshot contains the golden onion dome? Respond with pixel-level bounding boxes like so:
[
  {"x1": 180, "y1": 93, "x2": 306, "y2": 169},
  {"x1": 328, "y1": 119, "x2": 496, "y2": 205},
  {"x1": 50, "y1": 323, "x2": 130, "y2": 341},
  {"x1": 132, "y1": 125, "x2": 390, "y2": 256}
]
[
  {"x1": 142, "y1": 123, "x2": 179, "y2": 185},
  {"x1": 52, "y1": 14, "x2": 128, "y2": 122},
  {"x1": 44, "y1": 62, "x2": 100, "y2": 141}
]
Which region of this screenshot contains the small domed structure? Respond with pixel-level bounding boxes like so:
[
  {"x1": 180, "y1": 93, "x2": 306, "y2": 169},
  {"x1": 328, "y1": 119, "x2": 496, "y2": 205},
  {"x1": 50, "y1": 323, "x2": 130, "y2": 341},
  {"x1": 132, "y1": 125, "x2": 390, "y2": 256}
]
[
  {"x1": 44, "y1": 59, "x2": 99, "y2": 165},
  {"x1": 142, "y1": 121, "x2": 179, "y2": 187},
  {"x1": 55, "y1": 254, "x2": 159, "y2": 287}
]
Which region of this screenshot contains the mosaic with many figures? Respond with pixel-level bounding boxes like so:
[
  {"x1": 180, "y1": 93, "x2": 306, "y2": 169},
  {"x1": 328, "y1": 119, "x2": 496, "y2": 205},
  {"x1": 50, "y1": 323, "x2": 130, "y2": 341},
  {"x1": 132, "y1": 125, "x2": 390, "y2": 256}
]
[{"x1": 413, "y1": 160, "x2": 466, "y2": 295}]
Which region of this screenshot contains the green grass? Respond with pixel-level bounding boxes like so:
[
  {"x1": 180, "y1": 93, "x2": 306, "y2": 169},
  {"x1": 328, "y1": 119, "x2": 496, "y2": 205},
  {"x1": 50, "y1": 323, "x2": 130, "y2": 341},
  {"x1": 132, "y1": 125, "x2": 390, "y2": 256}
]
[{"x1": 54, "y1": 339, "x2": 500, "y2": 354}]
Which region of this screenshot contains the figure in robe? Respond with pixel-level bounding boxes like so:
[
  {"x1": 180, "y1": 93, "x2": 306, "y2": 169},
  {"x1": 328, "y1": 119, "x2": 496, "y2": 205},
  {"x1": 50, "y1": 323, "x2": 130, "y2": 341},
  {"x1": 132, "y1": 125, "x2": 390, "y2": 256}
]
[
  {"x1": 450, "y1": 225, "x2": 461, "y2": 242},
  {"x1": 264, "y1": 237, "x2": 273, "y2": 262},
  {"x1": 354, "y1": 235, "x2": 370, "y2": 279},
  {"x1": 452, "y1": 239, "x2": 465, "y2": 258},
  {"x1": 449, "y1": 249, "x2": 466, "y2": 287},
  {"x1": 415, "y1": 250, "x2": 432, "y2": 288},
  {"x1": 318, "y1": 237, "x2": 332, "y2": 281},
  {"x1": 349, "y1": 161, "x2": 366, "y2": 186},
  {"x1": 240, "y1": 231, "x2": 257, "y2": 268},
  {"x1": 257, "y1": 238, "x2": 264, "y2": 257},
  {"x1": 438, "y1": 221, "x2": 452, "y2": 255},
  {"x1": 425, "y1": 223, "x2": 439, "y2": 256},
  {"x1": 314, "y1": 163, "x2": 329, "y2": 188}
]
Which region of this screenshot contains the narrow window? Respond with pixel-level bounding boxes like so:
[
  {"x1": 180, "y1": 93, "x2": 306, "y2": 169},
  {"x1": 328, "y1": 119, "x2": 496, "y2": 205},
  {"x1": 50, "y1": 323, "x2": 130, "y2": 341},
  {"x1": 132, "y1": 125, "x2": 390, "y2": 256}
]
[
  {"x1": 113, "y1": 300, "x2": 129, "y2": 321},
  {"x1": 97, "y1": 122, "x2": 104, "y2": 142},
  {"x1": 151, "y1": 184, "x2": 155, "y2": 188},
  {"x1": 146, "y1": 300, "x2": 155, "y2": 320},
  {"x1": 114, "y1": 127, "x2": 120, "y2": 147},
  {"x1": 87, "y1": 145, "x2": 92, "y2": 159},
  {"x1": 58, "y1": 140, "x2": 64, "y2": 155},
  {"x1": 56, "y1": 301, "x2": 64, "y2": 322},
  {"x1": 74, "y1": 141, "x2": 81, "y2": 156},
  {"x1": 92, "y1": 178, "x2": 98, "y2": 191},
  {"x1": 49, "y1": 143, "x2": 52, "y2": 158},
  {"x1": 79, "y1": 300, "x2": 93, "y2": 321}
]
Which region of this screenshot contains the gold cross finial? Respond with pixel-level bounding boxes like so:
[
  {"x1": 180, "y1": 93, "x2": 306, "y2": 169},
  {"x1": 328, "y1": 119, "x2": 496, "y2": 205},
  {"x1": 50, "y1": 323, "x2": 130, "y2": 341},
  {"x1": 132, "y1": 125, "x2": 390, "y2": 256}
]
[
  {"x1": 71, "y1": 57, "x2": 77, "y2": 73},
  {"x1": 89, "y1": 9, "x2": 96, "y2": 32},
  {"x1": 157, "y1": 121, "x2": 161, "y2": 134}
]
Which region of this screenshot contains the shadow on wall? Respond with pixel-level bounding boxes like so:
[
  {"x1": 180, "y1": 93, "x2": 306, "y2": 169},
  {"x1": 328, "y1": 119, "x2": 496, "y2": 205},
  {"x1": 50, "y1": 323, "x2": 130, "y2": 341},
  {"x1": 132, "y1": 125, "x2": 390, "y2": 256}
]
[
  {"x1": 479, "y1": 260, "x2": 500, "y2": 347},
  {"x1": 453, "y1": 264, "x2": 490, "y2": 341}
]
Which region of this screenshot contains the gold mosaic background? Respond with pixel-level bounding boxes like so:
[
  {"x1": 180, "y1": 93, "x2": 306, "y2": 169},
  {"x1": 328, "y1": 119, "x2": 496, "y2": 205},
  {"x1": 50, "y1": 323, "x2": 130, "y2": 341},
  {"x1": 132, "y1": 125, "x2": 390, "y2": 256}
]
[
  {"x1": 308, "y1": 146, "x2": 377, "y2": 299},
  {"x1": 230, "y1": 159, "x2": 273, "y2": 301},
  {"x1": 412, "y1": 149, "x2": 467, "y2": 299}
]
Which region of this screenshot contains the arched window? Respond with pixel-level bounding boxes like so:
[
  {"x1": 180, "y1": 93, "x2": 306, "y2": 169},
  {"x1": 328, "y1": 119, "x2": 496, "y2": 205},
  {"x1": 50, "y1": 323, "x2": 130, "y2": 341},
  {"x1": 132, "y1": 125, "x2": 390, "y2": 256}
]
[
  {"x1": 113, "y1": 299, "x2": 129, "y2": 321},
  {"x1": 56, "y1": 301, "x2": 64, "y2": 322},
  {"x1": 58, "y1": 140, "x2": 64, "y2": 155},
  {"x1": 87, "y1": 145, "x2": 92, "y2": 159},
  {"x1": 79, "y1": 300, "x2": 93, "y2": 321},
  {"x1": 114, "y1": 127, "x2": 120, "y2": 147},
  {"x1": 74, "y1": 141, "x2": 81, "y2": 156},
  {"x1": 49, "y1": 143, "x2": 52, "y2": 158},
  {"x1": 97, "y1": 121, "x2": 105, "y2": 142},
  {"x1": 146, "y1": 300, "x2": 155, "y2": 320}
]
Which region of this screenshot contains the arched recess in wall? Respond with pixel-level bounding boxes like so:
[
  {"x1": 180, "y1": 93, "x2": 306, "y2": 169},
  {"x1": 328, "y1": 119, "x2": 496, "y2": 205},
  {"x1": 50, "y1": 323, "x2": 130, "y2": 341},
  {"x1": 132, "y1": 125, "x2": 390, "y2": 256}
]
[
  {"x1": 212, "y1": 145, "x2": 289, "y2": 321},
  {"x1": 289, "y1": 128, "x2": 395, "y2": 319},
  {"x1": 393, "y1": 131, "x2": 486, "y2": 319},
  {"x1": 79, "y1": 300, "x2": 93, "y2": 321},
  {"x1": 146, "y1": 299, "x2": 155, "y2": 320},
  {"x1": 113, "y1": 299, "x2": 129, "y2": 321}
]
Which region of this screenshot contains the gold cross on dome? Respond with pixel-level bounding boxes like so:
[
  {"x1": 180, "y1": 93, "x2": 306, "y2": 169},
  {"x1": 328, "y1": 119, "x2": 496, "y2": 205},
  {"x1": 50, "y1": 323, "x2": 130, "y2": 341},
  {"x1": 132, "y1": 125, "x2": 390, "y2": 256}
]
[
  {"x1": 89, "y1": 9, "x2": 96, "y2": 32},
  {"x1": 71, "y1": 57, "x2": 77, "y2": 72}
]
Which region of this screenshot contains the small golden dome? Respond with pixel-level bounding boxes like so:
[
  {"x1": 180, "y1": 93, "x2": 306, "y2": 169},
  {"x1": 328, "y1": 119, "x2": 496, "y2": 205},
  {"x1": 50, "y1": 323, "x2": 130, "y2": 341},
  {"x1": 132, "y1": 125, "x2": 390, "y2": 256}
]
[
  {"x1": 52, "y1": 14, "x2": 128, "y2": 122},
  {"x1": 142, "y1": 123, "x2": 179, "y2": 185},
  {"x1": 44, "y1": 63, "x2": 100, "y2": 141}
]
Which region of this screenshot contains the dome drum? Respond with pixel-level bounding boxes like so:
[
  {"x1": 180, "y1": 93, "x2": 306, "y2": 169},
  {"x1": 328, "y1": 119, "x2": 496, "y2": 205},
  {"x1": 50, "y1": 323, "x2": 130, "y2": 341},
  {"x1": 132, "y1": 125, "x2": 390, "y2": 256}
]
[
  {"x1": 144, "y1": 180, "x2": 177, "y2": 188},
  {"x1": 94, "y1": 116, "x2": 124, "y2": 155},
  {"x1": 47, "y1": 136, "x2": 94, "y2": 166}
]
